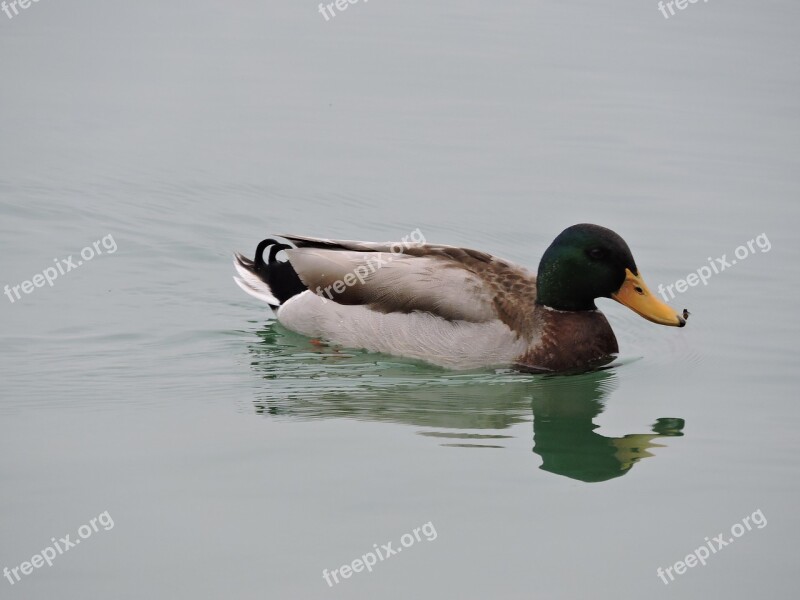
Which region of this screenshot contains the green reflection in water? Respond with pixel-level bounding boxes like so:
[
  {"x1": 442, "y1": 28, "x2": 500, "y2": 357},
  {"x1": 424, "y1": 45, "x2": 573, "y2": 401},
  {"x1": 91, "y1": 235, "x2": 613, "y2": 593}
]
[
  {"x1": 529, "y1": 372, "x2": 684, "y2": 482},
  {"x1": 248, "y1": 323, "x2": 684, "y2": 483}
]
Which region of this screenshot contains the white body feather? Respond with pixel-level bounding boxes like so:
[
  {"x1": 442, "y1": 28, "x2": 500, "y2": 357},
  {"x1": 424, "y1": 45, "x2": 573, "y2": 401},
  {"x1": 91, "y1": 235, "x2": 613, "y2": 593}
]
[{"x1": 277, "y1": 291, "x2": 528, "y2": 370}]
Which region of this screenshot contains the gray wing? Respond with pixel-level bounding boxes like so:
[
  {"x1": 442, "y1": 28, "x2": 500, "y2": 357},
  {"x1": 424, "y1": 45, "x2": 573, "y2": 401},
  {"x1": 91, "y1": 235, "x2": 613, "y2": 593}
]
[{"x1": 279, "y1": 235, "x2": 539, "y2": 333}]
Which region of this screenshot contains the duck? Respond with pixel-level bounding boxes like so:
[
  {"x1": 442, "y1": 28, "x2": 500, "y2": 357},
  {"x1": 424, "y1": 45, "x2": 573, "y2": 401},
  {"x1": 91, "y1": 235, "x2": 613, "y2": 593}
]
[{"x1": 233, "y1": 224, "x2": 686, "y2": 373}]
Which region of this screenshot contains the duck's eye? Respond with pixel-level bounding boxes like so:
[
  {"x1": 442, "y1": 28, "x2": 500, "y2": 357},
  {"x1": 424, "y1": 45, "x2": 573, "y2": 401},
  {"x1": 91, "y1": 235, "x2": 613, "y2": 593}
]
[
  {"x1": 588, "y1": 248, "x2": 607, "y2": 260},
  {"x1": 634, "y1": 286, "x2": 644, "y2": 294}
]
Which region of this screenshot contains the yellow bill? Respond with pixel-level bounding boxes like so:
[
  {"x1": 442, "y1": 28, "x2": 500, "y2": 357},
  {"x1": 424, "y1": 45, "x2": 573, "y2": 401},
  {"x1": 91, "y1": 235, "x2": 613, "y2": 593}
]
[{"x1": 612, "y1": 269, "x2": 686, "y2": 327}]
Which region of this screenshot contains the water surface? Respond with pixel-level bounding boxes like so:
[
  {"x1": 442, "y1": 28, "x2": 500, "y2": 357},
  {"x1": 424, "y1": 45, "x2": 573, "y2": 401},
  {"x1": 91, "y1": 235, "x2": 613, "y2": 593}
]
[{"x1": 1, "y1": 1, "x2": 798, "y2": 598}]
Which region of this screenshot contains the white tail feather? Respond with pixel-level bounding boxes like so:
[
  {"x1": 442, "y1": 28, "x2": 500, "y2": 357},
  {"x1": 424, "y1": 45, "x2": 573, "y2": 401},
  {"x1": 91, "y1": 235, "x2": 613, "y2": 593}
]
[{"x1": 232, "y1": 257, "x2": 280, "y2": 306}]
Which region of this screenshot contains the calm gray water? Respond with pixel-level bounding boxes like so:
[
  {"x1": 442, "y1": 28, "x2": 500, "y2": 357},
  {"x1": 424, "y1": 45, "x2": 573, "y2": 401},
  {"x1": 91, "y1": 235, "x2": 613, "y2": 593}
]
[{"x1": 1, "y1": 1, "x2": 798, "y2": 598}]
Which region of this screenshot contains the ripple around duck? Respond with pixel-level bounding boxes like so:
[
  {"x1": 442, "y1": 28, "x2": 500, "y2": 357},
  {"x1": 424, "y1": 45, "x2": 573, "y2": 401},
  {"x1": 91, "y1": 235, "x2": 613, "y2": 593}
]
[{"x1": 599, "y1": 300, "x2": 703, "y2": 374}]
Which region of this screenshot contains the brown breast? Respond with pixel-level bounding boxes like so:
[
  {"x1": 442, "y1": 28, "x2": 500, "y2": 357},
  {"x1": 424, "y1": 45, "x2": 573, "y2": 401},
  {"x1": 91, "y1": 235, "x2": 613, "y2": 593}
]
[{"x1": 517, "y1": 306, "x2": 619, "y2": 372}]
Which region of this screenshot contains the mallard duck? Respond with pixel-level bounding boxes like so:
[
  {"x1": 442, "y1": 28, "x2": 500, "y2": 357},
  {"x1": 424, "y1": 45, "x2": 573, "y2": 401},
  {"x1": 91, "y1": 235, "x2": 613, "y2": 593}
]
[{"x1": 234, "y1": 224, "x2": 686, "y2": 372}]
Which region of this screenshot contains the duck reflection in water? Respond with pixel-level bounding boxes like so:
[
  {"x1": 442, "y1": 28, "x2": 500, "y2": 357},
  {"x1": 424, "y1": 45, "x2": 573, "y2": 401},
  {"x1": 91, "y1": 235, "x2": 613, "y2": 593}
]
[
  {"x1": 248, "y1": 325, "x2": 684, "y2": 483},
  {"x1": 527, "y1": 372, "x2": 684, "y2": 482}
]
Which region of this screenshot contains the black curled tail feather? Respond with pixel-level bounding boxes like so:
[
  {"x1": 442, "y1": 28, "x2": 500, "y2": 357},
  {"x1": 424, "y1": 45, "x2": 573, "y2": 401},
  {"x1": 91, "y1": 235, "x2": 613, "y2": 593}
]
[
  {"x1": 257, "y1": 240, "x2": 308, "y2": 303},
  {"x1": 233, "y1": 238, "x2": 308, "y2": 307},
  {"x1": 254, "y1": 239, "x2": 290, "y2": 269}
]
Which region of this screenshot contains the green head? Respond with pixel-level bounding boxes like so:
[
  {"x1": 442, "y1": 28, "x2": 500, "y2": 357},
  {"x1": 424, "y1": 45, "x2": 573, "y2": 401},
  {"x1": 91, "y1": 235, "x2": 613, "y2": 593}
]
[
  {"x1": 536, "y1": 224, "x2": 638, "y2": 311},
  {"x1": 536, "y1": 224, "x2": 685, "y2": 326}
]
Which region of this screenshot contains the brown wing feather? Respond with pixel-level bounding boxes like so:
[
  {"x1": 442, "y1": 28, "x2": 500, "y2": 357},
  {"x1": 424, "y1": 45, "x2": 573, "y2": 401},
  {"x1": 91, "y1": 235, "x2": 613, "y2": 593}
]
[{"x1": 279, "y1": 235, "x2": 539, "y2": 337}]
